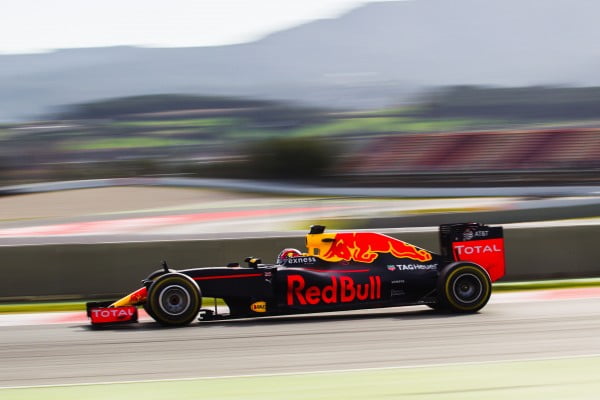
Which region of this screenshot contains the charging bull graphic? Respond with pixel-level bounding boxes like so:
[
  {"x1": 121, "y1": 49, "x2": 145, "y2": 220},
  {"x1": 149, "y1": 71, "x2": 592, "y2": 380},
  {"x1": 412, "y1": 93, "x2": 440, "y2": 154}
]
[{"x1": 321, "y1": 233, "x2": 432, "y2": 263}]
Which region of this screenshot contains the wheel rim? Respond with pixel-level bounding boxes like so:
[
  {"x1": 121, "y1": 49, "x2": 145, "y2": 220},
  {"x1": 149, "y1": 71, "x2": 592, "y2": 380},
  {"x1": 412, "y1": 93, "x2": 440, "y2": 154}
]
[
  {"x1": 452, "y1": 273, "x2": 483, "y2": 304},
  {"x1": 158, "y1": 285, "x2": 191, "y2": 316}
]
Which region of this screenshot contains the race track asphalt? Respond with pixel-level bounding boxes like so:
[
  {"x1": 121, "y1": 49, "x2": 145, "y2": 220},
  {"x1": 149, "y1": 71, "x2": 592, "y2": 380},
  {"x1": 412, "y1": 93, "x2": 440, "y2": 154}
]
[{"x1": 1, "y1": 297, "x2": 599, "y2": 388}]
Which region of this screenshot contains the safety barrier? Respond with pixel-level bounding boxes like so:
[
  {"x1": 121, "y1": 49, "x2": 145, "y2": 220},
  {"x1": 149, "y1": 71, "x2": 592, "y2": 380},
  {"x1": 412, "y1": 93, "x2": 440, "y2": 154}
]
[{"x1": 1, "y1": 225, "x2": 598, "y2": 300}]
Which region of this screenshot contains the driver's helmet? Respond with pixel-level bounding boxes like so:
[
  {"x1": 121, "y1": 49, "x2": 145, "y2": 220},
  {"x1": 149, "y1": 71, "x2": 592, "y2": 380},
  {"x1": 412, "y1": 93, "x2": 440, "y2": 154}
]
[{"x1": 276, "y1": 248, "x2": 303, "y2": 264}]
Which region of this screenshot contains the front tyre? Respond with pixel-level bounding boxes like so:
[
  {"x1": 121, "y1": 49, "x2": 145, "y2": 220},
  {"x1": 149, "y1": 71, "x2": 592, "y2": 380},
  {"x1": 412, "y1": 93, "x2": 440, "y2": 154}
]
[
  {"x1": 142, "y1": 269, "x2": 174, "y2": 321},
  {"x1": 142, "y1": 300, "x2": 159, "y2": 321},
  {"x1": 147, "y1": 273, "x2": 201, "y2": 326},
  {"x1": 437, "y1": 262, "x2": 491, "y2": 313}
]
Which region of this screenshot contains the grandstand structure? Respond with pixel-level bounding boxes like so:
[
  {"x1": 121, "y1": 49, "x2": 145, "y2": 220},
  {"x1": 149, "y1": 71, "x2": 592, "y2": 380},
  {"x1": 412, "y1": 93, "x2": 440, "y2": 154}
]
[{"x1": 344, "y1": 128, "x2": 600, "y2": 178}]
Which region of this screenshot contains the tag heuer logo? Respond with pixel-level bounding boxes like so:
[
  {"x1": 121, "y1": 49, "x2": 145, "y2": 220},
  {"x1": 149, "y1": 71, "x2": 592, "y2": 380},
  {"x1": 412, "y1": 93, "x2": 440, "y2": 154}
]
[{"x1": 250, "y1": 301, "x2": 267, "y2": 313}]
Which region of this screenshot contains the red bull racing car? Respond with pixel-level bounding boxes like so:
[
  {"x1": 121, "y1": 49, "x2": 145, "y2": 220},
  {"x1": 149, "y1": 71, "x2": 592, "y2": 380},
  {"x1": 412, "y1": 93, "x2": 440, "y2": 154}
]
[{"x1": 87, "y1": 223, "x2": 505, "y2": 326}]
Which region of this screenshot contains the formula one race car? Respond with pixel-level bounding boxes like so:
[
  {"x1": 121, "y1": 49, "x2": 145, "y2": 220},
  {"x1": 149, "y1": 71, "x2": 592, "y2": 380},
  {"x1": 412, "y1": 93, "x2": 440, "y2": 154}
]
[{"x1": 87, "y1": 223, "x2": 505, "y2": 326}]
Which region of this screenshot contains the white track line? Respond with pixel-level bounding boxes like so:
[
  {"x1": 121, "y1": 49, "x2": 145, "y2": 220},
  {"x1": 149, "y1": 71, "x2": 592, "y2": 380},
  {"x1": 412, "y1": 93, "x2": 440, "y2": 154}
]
[{"x1": 2, "y1": 353, "x2": 600, "y2": 390}]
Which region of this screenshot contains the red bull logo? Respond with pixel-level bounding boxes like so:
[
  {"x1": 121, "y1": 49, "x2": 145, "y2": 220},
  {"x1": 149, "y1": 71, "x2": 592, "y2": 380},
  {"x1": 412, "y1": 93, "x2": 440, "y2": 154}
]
[
  {"x1": 128, "y1": 287, "x2": 147, "y2": 304},
  {"x1": 321, "y1": 233, "x2": 432, "y2": 263},
  {"x1": 287, "y1": 274, "x2": 381, "y2": 306}
]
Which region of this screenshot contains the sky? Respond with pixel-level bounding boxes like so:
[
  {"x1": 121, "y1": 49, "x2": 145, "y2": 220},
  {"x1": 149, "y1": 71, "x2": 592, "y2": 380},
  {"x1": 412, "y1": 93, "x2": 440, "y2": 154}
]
[{"x1": 1, "y1": 0, "x2": 372, "y2": 55}]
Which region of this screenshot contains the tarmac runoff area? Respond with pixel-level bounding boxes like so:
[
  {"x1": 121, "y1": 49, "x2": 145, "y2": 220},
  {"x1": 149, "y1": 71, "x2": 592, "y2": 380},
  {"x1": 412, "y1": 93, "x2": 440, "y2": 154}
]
[
  {"x1": 1, "y1": 287, "x2": 600, "y2": 399},
  {"x1": 0, "y1": 186, "x2": 519, "y2": 238},
  {"x1": 0, "y1": 186, "x2": 598, "y2": 245}
]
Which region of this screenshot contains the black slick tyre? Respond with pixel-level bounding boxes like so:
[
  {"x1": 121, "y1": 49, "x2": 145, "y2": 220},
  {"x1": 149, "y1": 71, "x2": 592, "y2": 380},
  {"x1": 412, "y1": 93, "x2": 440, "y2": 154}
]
[
  {"x1": 147, "y1": 273, "x2": 201, "y2": 326},
  {"x1": 142, "y1": 269, "x2": 173, "y2": 321},
  {"x1": 142, "y1": 301, "x2": 159, "y2": 321},
  {"x1": 437, "y1": 262, "x2": 492, "y2": 313}
]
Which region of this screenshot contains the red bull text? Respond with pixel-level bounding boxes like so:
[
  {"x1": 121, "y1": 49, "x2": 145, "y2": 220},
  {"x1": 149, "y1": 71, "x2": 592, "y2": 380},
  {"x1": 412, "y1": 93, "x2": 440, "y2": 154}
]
[{"x1": 287, "y1": 274, "x2": 382, "y2": 306}]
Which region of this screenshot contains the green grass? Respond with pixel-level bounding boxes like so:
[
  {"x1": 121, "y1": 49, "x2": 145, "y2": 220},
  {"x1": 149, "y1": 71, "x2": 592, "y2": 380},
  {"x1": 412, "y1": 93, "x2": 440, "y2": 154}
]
[
  {"x1": 493, "y1": 277, "x2": 600, "y2": 292},
  {"x1": 113, "y1": 116, "x2": 461, "y2": 138},
  {"x1": 2, "y1": 356, "x2": 599, "y2": 399},
  {"x1": 0, "y1": 302, "x2": 87, "y2": 313},
  {"x1": 63, "y1": 137, "x2": 203, "y2": 151},
  {"x1": 287, "y1": 117, "x2": 480, "y2": 138},
  {"x1": 0, "y1": 298, "x2": 226, "y2": 314},
  {"x1": 56, "y1": 115, "x2": 502, "y2": 146}
]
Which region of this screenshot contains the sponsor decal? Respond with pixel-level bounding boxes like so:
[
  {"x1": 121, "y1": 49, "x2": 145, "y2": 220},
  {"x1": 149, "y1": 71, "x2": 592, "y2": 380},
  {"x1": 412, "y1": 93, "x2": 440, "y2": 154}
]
[
  {"x1": 395, "y1": 263, "x2": 438, "y2": 271},
  {"x1": 286, "y1": 274, "x2": 381, "y2": 306},
  {"x1": 390, "y1": 278, "x2": 405, "y2": 297},
  {"x1": 321, "y1": 233, "x2": 432, "y2": 263},
  {"x1": 128, "y1": 287, "x2": 147, "y2": 304},
  {"x1": 90, "y1": 306, "x2": 137, "y2": 323},
  {"x1": 250, "y1": 301, "x2": 267, "y2": 313},
  {"x1": 91, "y1": 308, "x2": 135, "y2": 319},
  {"x1": 463, "y1": 229, "x2": 474, "y2": 241},
  {"x1": 452, "y1": 238, "x2": 505, "y2": 282},
  {"x1": 463, "y1": 229, "x2": 489, "y2": 241},
  {"x1": 454, "y1": 244, "x2": 501, "y2": 255},
  {"x1": 264, "y1": 271, "x2": 273, "y2": 283},
  {"x1": 285, "y1": 257, "x2": 318, "y2": 265},
  {"x1": 387, "y1": 265, "x2": 396, "y2": 271}
]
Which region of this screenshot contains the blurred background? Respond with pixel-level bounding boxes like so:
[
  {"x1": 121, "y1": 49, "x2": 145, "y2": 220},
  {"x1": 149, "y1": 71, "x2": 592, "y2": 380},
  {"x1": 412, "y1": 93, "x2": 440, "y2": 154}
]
[
  {"x1": 1, "y1": 0, "x2": 599, "y2": 265},
  {"x1": 1, "y1": 0, "x2": 599, "y2": 188}
]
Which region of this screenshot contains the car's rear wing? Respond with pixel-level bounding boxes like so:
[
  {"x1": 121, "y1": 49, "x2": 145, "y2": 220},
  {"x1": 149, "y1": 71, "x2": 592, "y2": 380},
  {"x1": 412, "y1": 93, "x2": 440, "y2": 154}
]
[{"x1": 439, "y1": 223, "x2": 505, "y2": 282}]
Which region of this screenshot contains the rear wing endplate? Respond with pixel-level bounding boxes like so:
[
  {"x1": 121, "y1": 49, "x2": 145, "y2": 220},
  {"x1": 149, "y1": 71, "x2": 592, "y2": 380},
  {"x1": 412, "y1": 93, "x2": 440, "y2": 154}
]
[{"x1": 439, "y1": 223, "x2": 505, "y2": 282}]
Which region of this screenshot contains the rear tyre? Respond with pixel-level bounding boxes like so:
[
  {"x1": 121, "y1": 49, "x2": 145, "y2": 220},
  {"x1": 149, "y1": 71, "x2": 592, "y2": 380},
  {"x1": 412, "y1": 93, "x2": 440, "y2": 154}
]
[
  {"x1": 437, "y1": 262, "x2": 491, "y2": 313},
  {"x1": 147, "y1": 273, "x2": 201, "y2": 326}
]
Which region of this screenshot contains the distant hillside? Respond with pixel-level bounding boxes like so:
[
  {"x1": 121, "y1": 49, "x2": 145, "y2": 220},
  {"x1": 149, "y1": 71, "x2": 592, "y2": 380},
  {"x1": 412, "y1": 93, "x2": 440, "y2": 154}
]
[
  {"x1": 2, "y1": 0, "x2": 600, "y2": 121},
  {"x1": 421, "y1": 86, "x2": 600, "y2": 119}
]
